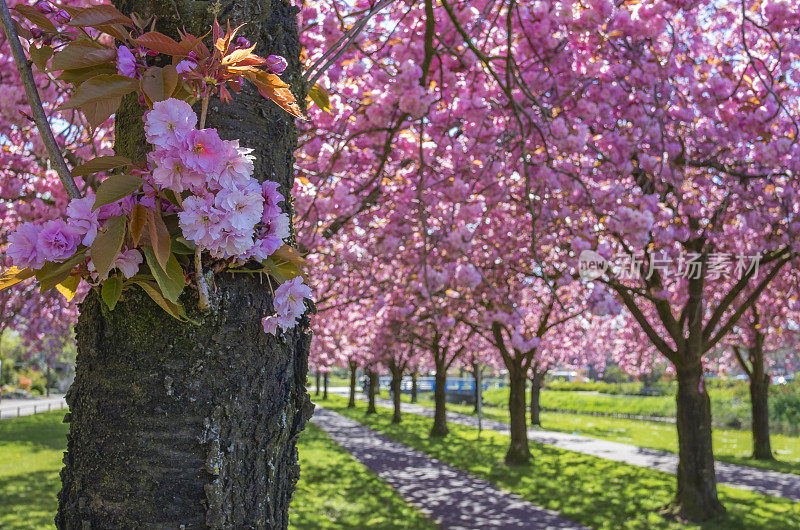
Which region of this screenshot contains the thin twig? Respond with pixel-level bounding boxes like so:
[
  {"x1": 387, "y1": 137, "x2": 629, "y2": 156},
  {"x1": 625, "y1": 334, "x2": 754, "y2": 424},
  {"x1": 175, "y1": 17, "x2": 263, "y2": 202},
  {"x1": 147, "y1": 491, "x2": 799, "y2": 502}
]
[
  {"x1": 304, "y1": 0, "x2": 396, "y2": 88},
  {"x1": 0, "y1": 0, "x2": 81, "y2": 199},
  {"x1": 193, "y1": 95, "x2": 211, "y2": 310}
]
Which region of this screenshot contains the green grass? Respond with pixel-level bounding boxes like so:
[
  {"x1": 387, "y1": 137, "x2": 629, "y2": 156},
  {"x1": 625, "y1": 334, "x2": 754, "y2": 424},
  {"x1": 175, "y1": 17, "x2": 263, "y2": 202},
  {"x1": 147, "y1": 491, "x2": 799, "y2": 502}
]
[
  {"x1": 383, "y1": 390, "x2": 800, "y2": 475},
  {"x1": 0, "y1": 411, "x2": 433, "y2": 530},
  {"x1": 322, "y1": 394, "x2": 800, "y2": 529},
  {"x1": 477, "y1": 384, "x2": 798, "y2": 434}
]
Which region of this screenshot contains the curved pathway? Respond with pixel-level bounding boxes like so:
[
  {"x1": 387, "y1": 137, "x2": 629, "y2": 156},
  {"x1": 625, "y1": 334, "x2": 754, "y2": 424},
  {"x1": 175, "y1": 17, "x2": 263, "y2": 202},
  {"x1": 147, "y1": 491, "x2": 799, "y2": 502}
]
[
  {"x1": 335, "y1": 391, "x2": 800, "y2": 502},
  {"x1": 312, "y1": 406, "x2": 587, "y2": 530}
]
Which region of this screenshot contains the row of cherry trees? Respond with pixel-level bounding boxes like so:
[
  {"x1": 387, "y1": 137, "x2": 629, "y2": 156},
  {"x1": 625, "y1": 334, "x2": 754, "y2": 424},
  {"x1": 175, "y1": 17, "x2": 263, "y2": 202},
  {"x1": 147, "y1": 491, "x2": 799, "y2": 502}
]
[
  {"x1": 1, "y1": 0, "x2": 799, "y2": 523},
  {"x1": 295, "y1": 0, "x2": 800, "y2": 522}
]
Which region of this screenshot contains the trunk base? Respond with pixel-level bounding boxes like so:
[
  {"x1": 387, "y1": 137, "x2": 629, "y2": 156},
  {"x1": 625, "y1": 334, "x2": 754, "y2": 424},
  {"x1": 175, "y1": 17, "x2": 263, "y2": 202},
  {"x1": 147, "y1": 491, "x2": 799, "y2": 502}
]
[{"x1": 504, "y1": 444, "x2": 532, "y2": 466}]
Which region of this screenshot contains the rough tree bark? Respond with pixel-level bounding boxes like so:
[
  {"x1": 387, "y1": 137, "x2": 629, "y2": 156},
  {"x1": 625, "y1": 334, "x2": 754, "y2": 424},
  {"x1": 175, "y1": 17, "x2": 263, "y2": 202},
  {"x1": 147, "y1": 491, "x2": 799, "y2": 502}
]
[
  {"x1": 746, "y1": 337, "x2": 773, "y2": 460},
  {"x1": 410, "y1": 371, "x2": 418, "y2": 403},
  {"x1": 322, "y1": 372, "x2": 329, "y2": 401},
  {"x1": 315, "y1": 371, "x2": 321, "y2": 396},
  {"x1": 431, "y1": 360, "x2": 449, "y2": 437},
  {"x1": 505, "y1": 364, "x2": 531, "y2": 465},
  {"x1": 471, "y1": 361, "x2": 480, "y2": 414},
  {"x1": 56, "y1": 1, "x2": 312, "y2": 528},
  {"x1": 530, "y1": 369, "x2": 545, "y2": 427},
  {"x1": 348, "y1": 360, "x2": 357, "y2": 408},
  {"x1": 389, "y1": 362, "x2": 403, "y2": 423},
  {"x1": 366, "y1": 369, "x2": 378, "y2": 414},
  {"x1": 673, "y1": 360, "x2": 725, "y2": 521}
]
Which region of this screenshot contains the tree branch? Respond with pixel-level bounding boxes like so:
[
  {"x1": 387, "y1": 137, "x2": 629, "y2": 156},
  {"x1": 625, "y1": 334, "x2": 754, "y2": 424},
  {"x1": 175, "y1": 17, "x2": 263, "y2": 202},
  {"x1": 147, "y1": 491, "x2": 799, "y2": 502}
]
[{"x1": 0, "y1": 0, "x2": 81, "y2": 199}]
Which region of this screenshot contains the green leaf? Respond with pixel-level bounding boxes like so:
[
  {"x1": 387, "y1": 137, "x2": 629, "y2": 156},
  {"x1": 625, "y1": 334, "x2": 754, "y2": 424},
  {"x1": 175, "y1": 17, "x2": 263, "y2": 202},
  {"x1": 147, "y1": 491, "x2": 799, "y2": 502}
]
[
  {"x1": 72, "y1": 155, "x2": 131, "y2": 177},
  {"x1": 143, "y1": 248, "x2": 185, "y2": 303},
  {"x1": 55, "y1": 275, "x2": 81, "y2": 301},
  {"x1": 29, "y1": 45, "x2": 53, "y2": 72},
  {"x1": 90, "y1": 216, "x2": 126, "y2": 280},
  {"x1": 92, "y1": 174, "x2": 143, "y2": 211},
  {"x1": 171, "y1": 237, "x2": 196, "y2": 255},
  {"x1": 51, "y1": 40, "x2": 116, "y2": 71},
  {"x1": 57, "y1": 74, "x2": 138, "y2": 127},
  {"x1": 101, "y1": 276, "x2": 123, "y2": 310},
  {"x1": 57, "y1": 64, "x2": 118, "y2": 85},
  {"x1": 133, "y1": 280, "x2": 189, "y2": 322},
  {"x1": 308, "y1": 83, "x2": 332, "y2": 113},
  {"x1": 35, "y1": 252, "x2": 88, "y2": 292}
]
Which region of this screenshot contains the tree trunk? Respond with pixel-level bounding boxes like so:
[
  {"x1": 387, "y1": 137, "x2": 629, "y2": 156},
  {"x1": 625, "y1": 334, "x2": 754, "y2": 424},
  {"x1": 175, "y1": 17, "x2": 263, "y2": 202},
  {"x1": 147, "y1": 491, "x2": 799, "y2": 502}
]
[
  {"x1": 749, "y1": 345, "x2": 773, "y2": 460},
  {"x1": 430, "y1": 363, "x2": 449, "y2": 437},
  {"x1": 322, "y1": 372, "x2": 329, "y2": 401},
  {"x1": 390, "y1": 364, "x2": 402, "y2": 424},
  {"x1": 315, "y1": 371, "x2": 321, "y2": 396},
  {"x1": 672, "y1": 361, "x2": 725, "y2": 521},
  {"x1": 505, "y1": 366, "x2": 531, "y2": 465},
  {"x1": 56, "y1": 2, "x2": 311, "y2": 528},
  {"x1": 530, "y1": 370, "x2": 544, "y2": 426},
  {"x1": 348, "y1": 360, "x2": 357, "y2": 408},
  {"x1": 410, "y1": 371, "x2": 418, "y2": 403},
  {"x1": 472, "y1": 362, "x2": 480, "y2": 414},
  {"x1": 366, "y1": 370, "x2": 378, "y2": 414}
]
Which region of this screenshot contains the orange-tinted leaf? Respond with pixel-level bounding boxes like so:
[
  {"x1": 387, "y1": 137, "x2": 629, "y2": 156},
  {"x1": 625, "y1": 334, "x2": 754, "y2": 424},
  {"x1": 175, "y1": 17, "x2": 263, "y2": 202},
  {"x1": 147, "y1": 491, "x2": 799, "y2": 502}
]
[
  {"x1": 13, "y1": 4, "x2": 57, "y2": 33},
  {"x1": 67, "y1": 5, "x2": 132, "y2": 27},
  {"x1": 51, "y1": 40, "x2": 116, "y2": 71},
  {"x1": 81, "y1": 97, "x2": 123, "y2": 128},
  {"x1": 0, "y1": 266, "x2": 34, "y2": 291},
  {"x1": 222, "y1": 45, "x2": 264, "y2": 66},
  {"x1": 247, "y1": 71, "x2": 305, "y2": 120},
  {"x1": 130, "y1": 203, "x2": 147, "y2": 247},
  {"x1": 146, "y1": 208, "x2": 171, "y2": 270},
  {"x1": 141, "y1": 65, "x2": 179, "y2": 104},
  {"x1": 134, "y1": 32, "x2": 191, "y2": 56},
  {"x1": 95, "y1": 23, "x2": 131, "y2": 42}
]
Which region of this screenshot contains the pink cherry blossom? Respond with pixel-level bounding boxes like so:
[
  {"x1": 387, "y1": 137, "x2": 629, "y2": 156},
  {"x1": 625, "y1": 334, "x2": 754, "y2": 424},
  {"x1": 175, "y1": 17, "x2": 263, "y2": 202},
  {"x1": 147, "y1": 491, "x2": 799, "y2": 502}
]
[
  {"x1": 116, "y1": 45, "x2": 137, "y2": 78},
  {"x1": 180, "y1": 128, "x2": 225, "y2": 174},
  {"x1": 37, "y1": 219, "x2": 80, "y2": 262},
  {"x1": 66, "y1": 196, "x2": 100, "y2": 246},
  {"x1": 114, "y1": 249, "x2": 143, "y2": 278},
  {"x1": 7, "y1": 222, "x2": 44, "y2": 269},
  {"x1": 144, "y1": 99, "x2": 197, "y2": 149}
]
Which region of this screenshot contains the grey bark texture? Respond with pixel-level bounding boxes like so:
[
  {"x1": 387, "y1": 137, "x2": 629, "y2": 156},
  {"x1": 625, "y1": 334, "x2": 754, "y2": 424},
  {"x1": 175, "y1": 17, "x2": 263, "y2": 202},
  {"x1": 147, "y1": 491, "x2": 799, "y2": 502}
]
[{"x1": 56, "y1": 1, "x2": 312, "y2": 528}]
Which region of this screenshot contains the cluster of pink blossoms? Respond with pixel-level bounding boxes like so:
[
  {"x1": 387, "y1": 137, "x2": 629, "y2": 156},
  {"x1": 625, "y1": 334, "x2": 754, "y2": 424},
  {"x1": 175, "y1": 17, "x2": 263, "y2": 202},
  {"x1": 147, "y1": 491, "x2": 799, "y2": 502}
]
[
  {"x1": 7, "y1": 195, "x2": 143, "y2": 281},
  {"x1": 144, "y1": 98, "x2": 290, "y2": 261},
  {"x1": 262, "y1": 277, "x2": 312, "y2": 334}
]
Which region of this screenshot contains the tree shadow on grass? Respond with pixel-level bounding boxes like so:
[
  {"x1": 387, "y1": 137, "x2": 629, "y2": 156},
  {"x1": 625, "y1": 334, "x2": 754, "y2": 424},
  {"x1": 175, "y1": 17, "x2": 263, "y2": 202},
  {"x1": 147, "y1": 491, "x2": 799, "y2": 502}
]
[
  {"x1": 0, "y1": 411, "x2": 69, "y2": 452},
  {"x1": 0, "y1": 468, "x2": 60, "y2": 530},
  {"x1": 323, "y1": 397, "x2": 800, "y2": 530}
]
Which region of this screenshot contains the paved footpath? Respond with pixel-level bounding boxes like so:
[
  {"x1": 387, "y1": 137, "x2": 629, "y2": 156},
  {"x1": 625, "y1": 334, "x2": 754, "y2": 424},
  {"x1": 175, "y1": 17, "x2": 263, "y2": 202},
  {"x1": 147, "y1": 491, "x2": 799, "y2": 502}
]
[
  {"x1": 312, "y1": 406, "x2": 587, "y2": 530},
  {"x1": 337, "y1": 391, "x2": 800, "y2": 502},
  {"x1": 0, "y1": 394, "x2": 67, "y2": 420}
]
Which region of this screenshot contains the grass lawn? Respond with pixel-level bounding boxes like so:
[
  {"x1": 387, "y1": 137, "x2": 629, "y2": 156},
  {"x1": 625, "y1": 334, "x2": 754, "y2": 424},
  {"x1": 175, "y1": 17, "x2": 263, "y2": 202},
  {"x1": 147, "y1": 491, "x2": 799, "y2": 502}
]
[
  {"x1": 379, "y1": 390, "x2": 800, "y2": 476},
  {"x1": 0, "y1": 411, "x2": 433, "y2": 530},
  {"x1": 322, "y1": 394, "x2": 800, "y2": 529}
]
